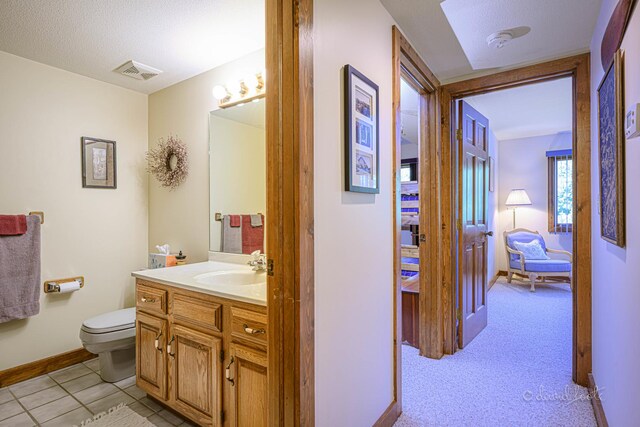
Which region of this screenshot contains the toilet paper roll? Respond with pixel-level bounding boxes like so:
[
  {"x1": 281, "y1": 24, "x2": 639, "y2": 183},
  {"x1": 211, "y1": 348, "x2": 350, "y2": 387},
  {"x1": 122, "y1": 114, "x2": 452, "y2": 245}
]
[{"x1": 58, "y1": 280, "x2": 81, "y2": 293}]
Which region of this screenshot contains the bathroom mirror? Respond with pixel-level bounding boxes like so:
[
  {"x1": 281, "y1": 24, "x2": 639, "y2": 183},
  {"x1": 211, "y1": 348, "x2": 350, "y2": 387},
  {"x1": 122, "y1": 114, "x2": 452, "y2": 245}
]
[{"x1": 209, "y1": 98, "x2": 266, "y2": 253}]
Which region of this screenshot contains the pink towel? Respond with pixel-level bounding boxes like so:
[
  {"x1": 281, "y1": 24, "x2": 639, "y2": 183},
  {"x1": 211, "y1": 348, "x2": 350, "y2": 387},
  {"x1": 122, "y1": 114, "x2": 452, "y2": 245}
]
[
  {"x1": 0, "y1": 215, "x2": 27, "y2": 236},
  {"x1": 241, "y1": 215, "x2": 264, "y2": 254},
  {"x1": 229, "y1": 215, "x2": 241, "y2": 228}
]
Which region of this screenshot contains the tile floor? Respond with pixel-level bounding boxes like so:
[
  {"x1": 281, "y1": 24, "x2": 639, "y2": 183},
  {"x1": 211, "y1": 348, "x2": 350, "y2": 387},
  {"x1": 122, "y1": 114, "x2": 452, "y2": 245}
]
[{"x1": 0, "y1": 358, "x2": 195, "y2": 426}]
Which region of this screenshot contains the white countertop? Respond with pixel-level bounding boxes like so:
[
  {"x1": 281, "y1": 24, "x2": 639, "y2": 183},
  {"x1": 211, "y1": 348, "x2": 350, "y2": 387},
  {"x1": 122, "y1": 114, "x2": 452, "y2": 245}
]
[{"x1": 132, "y1": 260, "x2": 267, "y2": 306}]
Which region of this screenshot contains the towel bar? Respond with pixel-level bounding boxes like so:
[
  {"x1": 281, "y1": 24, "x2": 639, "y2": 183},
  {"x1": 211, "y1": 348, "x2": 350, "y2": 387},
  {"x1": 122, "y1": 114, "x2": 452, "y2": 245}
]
[
  {"x1": 28, "y1": 211, "x2": 44, "y2": 224},
  {"x1": 214, "y1": 212, "x2": 263, "y2": 221}
]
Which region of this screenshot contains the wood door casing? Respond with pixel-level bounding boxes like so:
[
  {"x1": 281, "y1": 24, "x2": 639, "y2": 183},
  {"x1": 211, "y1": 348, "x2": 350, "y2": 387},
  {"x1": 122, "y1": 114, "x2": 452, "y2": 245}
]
[
  {"x1": 228, "y1": 343, "x2": 268, "y2": 427},
  {"x1": 458, "y1": 100, "x2": 489, "y2": 348},
  {"x1": 136, "y1": 312, "x2": 167, "y2": 401},
  {"x1": 168, "y1": 324, "x2": 222, "y2": 426}
]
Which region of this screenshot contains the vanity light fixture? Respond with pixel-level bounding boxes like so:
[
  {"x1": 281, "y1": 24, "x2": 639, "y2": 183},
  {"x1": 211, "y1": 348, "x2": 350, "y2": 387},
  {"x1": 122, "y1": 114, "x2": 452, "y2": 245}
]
[
  {"x1": 212, "y1": 85, "x2": 231, "y2": 101},
  {"x1": 213, "y1": 71, "x2": 266, "y2": 109}
]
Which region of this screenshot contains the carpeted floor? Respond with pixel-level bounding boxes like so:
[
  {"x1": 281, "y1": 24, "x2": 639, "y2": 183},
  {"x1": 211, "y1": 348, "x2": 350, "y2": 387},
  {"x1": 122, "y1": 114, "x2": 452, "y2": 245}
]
[{"x1": 395, "y1": 278, "x2": 596, "y2": 427}]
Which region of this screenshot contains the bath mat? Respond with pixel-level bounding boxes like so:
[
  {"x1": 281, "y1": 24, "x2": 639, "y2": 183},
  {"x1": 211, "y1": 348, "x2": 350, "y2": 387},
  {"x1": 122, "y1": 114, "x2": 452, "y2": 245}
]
[{"x1": 75, "y1": 403, "x2": 155, "y2": 427}]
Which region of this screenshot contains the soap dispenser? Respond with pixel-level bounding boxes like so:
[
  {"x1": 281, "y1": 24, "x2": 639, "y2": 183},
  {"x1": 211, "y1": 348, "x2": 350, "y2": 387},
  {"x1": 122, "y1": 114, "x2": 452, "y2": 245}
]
[{"x1": 176, "y1": 250, "x2": 187, "y2": 266}]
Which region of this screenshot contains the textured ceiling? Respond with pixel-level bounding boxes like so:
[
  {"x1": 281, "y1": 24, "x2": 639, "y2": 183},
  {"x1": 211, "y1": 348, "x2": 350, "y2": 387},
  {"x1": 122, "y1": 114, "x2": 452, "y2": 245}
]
[
  {"x1": 380, "y1": 0, "x2": 472, "y2": 81},
  {"x1": 381, "y1": 0, "x2": 601, "y2": 83},
  {"x1": 0, "y1": 0, "x2": 265, "y2": 94},
  {"x1": 441, "y1": 0, "x2": 600, "y2": 70},
  {"x1": 464, "y1": 78, "x2": 572, "y2": 141}
]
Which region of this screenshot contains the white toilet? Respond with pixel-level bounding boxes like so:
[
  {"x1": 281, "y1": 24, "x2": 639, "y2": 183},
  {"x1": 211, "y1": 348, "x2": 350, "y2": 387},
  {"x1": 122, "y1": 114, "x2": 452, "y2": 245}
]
[{"x1": 79, "y1": 307, "x2": 136, "y2": 383}]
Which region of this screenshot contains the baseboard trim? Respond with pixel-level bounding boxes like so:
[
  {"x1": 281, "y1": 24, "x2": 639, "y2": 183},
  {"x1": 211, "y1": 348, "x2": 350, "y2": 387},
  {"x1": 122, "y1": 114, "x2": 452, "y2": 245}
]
[
  {"x1": 0, "y1": 348, "x2": 96, "y2": 387},
  {"x1": 373, "y1": 401, "x2": 400, "y2": 427},
  {"x1": 488, "y1": 272, "x2": 505, "y2": 289},
  {"x1": 588, "y1": 373, "x2": 608, "y2": 427}
]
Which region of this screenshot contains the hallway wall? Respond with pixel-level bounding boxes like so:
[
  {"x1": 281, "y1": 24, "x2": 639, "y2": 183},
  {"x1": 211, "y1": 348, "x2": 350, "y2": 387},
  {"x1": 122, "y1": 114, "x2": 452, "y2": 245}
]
[
  {"x1": 314, "y1": 0, "x2": 402, "y2": 424},
  {"x1": 590, "y1": 1, "x2": 640, "y2": 424},
  {"x1": 487, "y1": 131, "x2": 499, "y2": 279},
  {"x1": 496, "y1": 133, "x2": 573, "y2": 272}
]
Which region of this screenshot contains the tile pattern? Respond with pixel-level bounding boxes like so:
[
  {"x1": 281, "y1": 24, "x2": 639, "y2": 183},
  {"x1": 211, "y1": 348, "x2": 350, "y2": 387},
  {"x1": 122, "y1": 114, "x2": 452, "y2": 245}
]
[{"x1": 0, "y1": 360, "x2": 192, "y2": 426}]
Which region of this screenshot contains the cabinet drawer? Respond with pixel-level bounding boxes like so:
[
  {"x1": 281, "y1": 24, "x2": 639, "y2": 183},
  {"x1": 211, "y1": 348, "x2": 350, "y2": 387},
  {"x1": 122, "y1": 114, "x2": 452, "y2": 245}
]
[
  {"x1": 172, "y1": 293, "x2": 222, "y2": 333},
  {"x1": 231, "y1": 306, "x2": 267, "y2": 346},
  {"x1": 136, "y1": 283, "x2": 167, "y2": 315}
]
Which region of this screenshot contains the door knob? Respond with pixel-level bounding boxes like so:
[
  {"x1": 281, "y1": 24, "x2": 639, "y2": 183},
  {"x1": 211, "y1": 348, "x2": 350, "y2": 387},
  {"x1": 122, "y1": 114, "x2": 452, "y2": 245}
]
[{"x1": 484, "y1": 231, "x2": 494, "y2": 237}]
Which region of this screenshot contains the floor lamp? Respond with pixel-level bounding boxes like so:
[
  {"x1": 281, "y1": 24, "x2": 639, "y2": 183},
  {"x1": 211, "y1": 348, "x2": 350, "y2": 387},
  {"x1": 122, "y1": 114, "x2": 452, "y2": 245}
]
[{"x1": 505, "y1": 189, "x2": 532, "y2": 229}]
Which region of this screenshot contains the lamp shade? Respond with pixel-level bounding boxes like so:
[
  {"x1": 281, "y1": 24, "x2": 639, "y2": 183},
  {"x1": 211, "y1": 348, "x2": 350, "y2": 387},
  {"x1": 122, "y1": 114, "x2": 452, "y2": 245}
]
[{"x1": 505, "y1": 189, "x2": 532, "y2": 206}]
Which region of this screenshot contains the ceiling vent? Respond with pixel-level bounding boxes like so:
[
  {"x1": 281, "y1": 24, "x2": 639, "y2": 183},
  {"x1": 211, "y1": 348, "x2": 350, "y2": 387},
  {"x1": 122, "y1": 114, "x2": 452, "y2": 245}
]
[{"x1": 114, "y1": 60, "x2": 162, "y2": 81}]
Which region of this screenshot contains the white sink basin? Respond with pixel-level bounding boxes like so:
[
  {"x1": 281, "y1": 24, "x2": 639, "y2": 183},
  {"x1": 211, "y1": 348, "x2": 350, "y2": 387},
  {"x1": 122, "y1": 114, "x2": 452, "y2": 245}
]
[{"x1": 194, "y1": 270, "x2": 266, "y2": 287}]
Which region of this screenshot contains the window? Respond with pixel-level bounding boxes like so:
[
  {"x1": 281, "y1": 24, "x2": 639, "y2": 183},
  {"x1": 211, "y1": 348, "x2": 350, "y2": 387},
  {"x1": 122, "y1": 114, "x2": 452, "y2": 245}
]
[
  {"x1": 400, "y1": 165, "x2": 412, "y2": 182},
  {"x1": 401, "y1": 159, "x2": 417, "y2": 182},
  {"x1": 547, "y1": 150, "x2": 573, "y2": 232}
]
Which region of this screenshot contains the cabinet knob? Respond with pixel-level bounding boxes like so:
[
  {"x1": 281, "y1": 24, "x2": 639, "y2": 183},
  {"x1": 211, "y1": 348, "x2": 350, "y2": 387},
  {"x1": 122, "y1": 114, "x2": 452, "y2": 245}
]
[
  {"x1": 243, "y1": 324, "x2": 266, "y2": 335},
  {"x1": 225, "y1": 357, "x2": 235, "y2": 386},
  {"x1": 141, "y1": 296, "x2": 156, "y2": 303}
]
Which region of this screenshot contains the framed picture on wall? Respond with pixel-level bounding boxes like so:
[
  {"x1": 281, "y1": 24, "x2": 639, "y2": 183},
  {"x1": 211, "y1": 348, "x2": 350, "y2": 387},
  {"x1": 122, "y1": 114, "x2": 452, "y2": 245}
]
[
  {"x1": 81, "y1": 137, "x2": 117, "y2": 189},
  {"x1": 597, "y1": 49, "x2": 625, "y2": 247},
  {"x1": 344, "y1": 64, "x2": 379, "y2": 193}
]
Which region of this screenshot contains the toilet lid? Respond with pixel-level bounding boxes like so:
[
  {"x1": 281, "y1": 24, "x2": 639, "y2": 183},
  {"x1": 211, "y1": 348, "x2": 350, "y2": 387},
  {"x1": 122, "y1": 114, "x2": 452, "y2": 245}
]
[{"x1": 81, "y1": 307, "x2": 136, "y2": 334}]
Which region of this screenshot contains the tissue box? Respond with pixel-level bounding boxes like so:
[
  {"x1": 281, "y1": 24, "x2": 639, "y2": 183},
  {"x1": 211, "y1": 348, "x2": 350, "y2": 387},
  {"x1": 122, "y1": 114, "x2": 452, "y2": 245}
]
[{"x1": 149, "y1": 253, "x2": 177, "y2": 269}]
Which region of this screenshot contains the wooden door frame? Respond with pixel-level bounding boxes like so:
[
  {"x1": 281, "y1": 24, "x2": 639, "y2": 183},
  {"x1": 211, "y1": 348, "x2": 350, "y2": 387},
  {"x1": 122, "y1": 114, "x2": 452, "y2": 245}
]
[
  {"x1": 387, "y1": 26, "x2": 442, "y2": 423},
  {"x1": 439, "y1": 53, "x2": 592, "y2": 386},
  {"x1": 266, "y1": 0, "x2": 314, "y2": 425}
]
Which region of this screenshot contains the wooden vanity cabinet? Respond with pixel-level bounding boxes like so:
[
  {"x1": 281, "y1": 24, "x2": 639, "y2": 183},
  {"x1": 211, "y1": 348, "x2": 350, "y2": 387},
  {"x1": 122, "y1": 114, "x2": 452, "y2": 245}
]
[
  {"x1": 226, "y1": 305, "x2": 268, "y2": 427},
  {"x1": 135, "y1": 280, "x2": 267, "y2": 427},
  {"x1": 227, "y1": 343, "x2": 268, "y2": 427},
  {"x1": 169, "y1": 324, "x2": 222, "y2": 426},
  {"x1": 136, "y1": 311, "x2": 167, "y2": 401}
]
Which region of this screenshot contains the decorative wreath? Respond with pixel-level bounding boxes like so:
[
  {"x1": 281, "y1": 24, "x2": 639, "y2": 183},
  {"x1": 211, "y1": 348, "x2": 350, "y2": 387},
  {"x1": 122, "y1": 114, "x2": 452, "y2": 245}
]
[{"x1": 146, "y1": 135, "x2": 189, "y2": 190}]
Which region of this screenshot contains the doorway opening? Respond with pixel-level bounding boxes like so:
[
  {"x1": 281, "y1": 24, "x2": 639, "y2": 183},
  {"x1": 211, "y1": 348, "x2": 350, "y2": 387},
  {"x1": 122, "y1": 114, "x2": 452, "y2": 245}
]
[
  {"x1": 389, "y1": 50, "x2": 592, "y2": 425},
  {"x1": 455, "y1": 76, "x2": 575, "y2": 349},
  {"x1": 441, "y1": 56, "x2": 592, "y2": 390}
]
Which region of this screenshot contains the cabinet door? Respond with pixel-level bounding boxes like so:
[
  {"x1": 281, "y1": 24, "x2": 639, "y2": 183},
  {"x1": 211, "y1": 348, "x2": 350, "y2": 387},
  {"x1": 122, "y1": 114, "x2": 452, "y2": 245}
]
[
  {"x1": 227, "y1": 343, "x2": 268, "y2": 427},
  {"x1": 168, "y1": 324, "x2": 222, "y2": 427},
  {"x1": 136, "y1": 311, "x2": 167, "y2": 400}
]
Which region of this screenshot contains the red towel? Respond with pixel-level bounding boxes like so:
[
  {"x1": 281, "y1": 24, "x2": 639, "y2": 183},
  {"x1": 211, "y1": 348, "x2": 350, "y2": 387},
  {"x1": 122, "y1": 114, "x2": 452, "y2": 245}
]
[
  {"x1": 0, "y1": 215, "x2": 27, "y2": 236},
  {"x1": 241, "y1": 215, "x2": 264, "y2": 254},
  {"x1": 229, "y1": 215, "x2": 241, "y2": 227}
]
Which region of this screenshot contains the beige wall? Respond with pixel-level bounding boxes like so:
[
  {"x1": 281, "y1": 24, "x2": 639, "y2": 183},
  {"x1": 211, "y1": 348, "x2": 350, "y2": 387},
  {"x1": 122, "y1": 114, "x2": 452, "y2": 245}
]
[
  {"x1": 209, "y1": 113, "x2": 266, "y2": 251},
  {"x1": 314, "y1": 0, "x2": 398, "y2": 424},
  {"x1": 0, "y1": 51, "x2": 148, "y2": 370},
  {"x1": 590, "y1": 1, "x2": 640, "y2": 423},
  {"x1": 496, "y1": 132, "x2": 573, "y2": 271},
  {"x1": 148, "y1": 49, "x2": 264, "y2": 262}
]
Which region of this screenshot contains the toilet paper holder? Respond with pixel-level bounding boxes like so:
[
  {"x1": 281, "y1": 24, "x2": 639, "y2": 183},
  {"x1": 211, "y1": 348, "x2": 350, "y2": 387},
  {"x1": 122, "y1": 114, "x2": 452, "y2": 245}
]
[{"x1": 44, "y1": 276, "x2": 84, "y2": 293}]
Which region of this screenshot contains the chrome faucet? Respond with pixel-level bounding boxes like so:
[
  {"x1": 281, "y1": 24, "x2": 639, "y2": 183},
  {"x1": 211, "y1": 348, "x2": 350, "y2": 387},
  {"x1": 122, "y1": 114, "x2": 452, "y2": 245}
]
[{"x1": 248, "y1": 250, "x2": 267, "y2": 272}]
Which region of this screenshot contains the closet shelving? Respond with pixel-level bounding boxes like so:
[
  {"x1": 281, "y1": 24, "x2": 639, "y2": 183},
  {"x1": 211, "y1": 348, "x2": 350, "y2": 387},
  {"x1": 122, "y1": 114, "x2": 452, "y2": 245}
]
[{"x1": 400, "y1": 180, "x2": 419, "y2": 280}]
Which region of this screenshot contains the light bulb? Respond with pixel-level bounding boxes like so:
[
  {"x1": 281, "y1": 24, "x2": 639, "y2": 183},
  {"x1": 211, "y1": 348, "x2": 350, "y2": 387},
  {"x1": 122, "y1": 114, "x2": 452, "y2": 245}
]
[
  {"x1": 227, "y1": 80, "x2": 242, "y2": 95},
  {"x1": 244, "y1": 74, "x2": 259, "y2": 90},
  {"x1": 212, "y1": 85, "x2": 228, "y2": 100}
]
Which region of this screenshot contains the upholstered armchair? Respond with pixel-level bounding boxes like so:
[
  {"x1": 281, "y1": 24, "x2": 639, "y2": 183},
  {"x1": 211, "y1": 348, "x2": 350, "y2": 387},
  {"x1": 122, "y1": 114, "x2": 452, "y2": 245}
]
[{"x1": 504, "y1": 229, "x2": 572, "y2": 292}]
